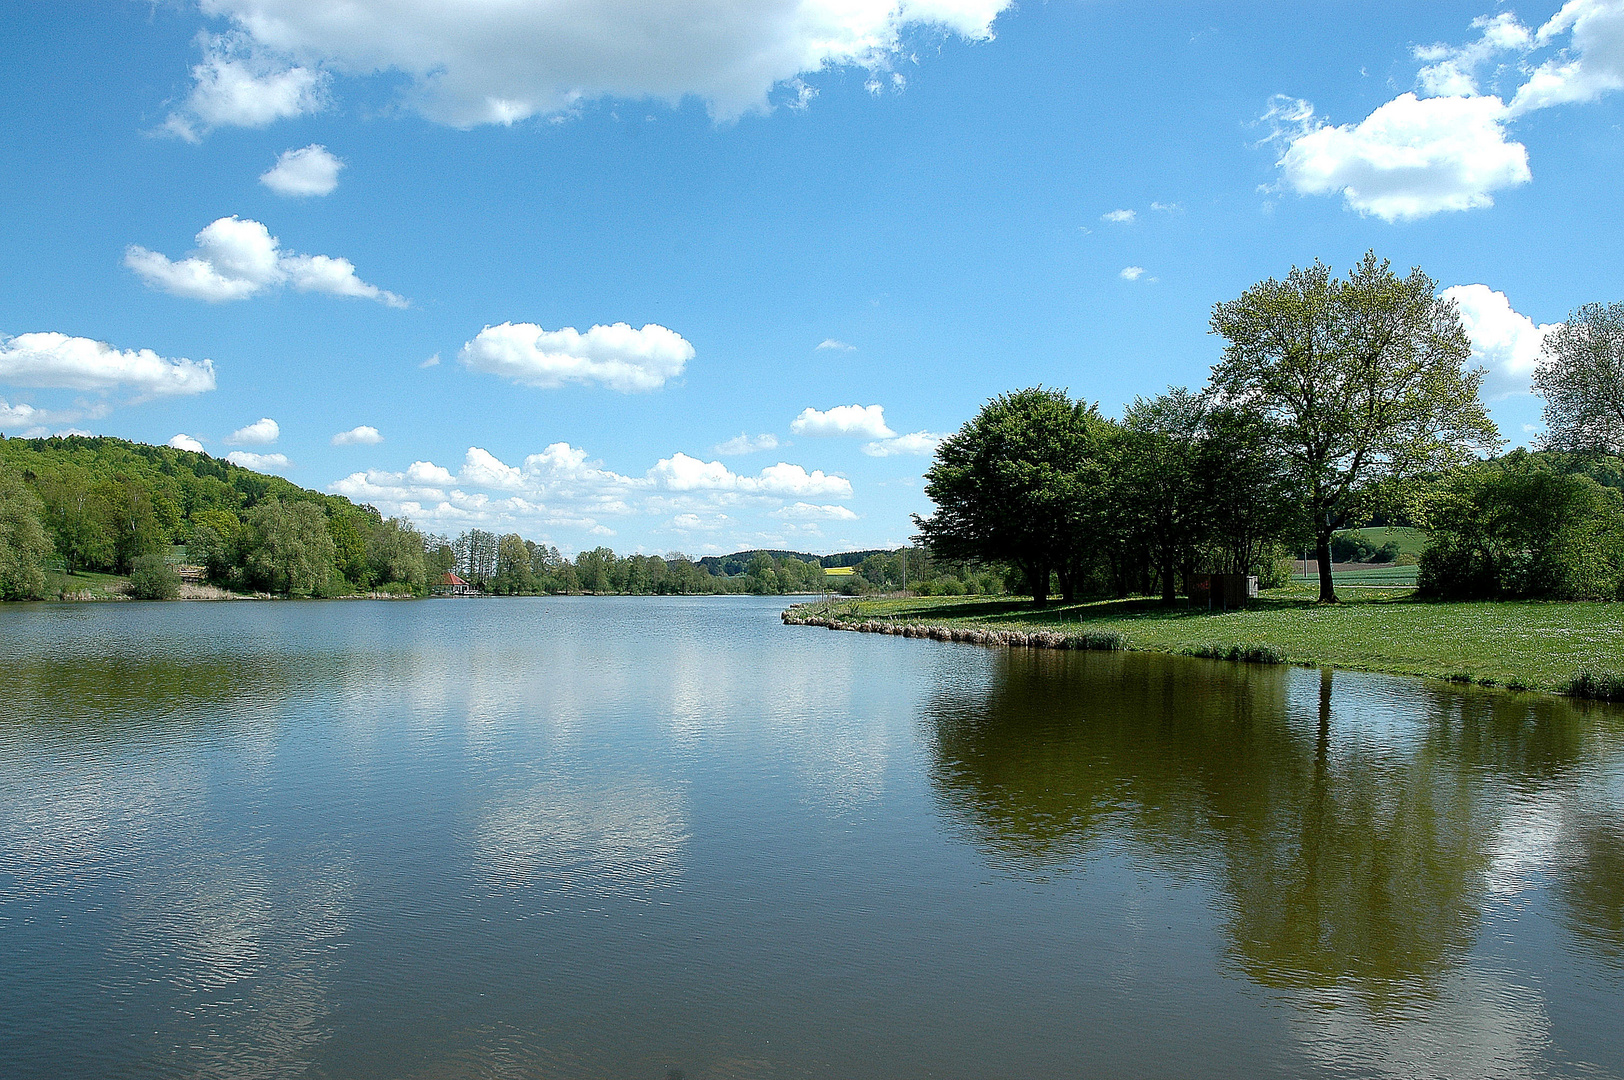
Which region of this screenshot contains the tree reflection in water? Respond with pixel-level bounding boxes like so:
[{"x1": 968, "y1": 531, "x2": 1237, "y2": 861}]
[{"x1": 924, "y1": 650, "x2": 1624, "y2": 1006}]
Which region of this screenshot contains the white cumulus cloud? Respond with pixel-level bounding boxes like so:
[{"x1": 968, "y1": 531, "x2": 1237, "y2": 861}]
[
  {"x1": 1269, "y1": 3, "x2": 1624, "y2": 220},
  {"x1": 125, "y1": 216, "x2": 407, "y2": 306},
  {"x1": 164, "y1": 33, "x2": 327, "y2": 141},
  {"x1": 649, "y1": 454, "x2": 853, "y2": 497},
  {"x1": 790, "y1": 404, "x2": 894, "y2": 439},
  {"x1": 1272, "y1": 92, "x2": 1530, "y2": 221},
  {"x1": 168, "y1": 433, "x2": 206, "y2": 452},
  {"x1": 459, "y1": 321, "x2": 692, "y2": 392},
  {"x1": 226, "y1": 450, "x2": 291, "y2": 473},
  {"x1": 713, "y1": 432, "x2": 781, "y2": 456},
  {"x1": 816, "y1": 338, "x2": 856, "y2": 351},
  {"x1": 1120, "y1": 266, "x2": 1146, "y2": 281},
  {"x1": 1511, "y1": 0, "x2": 1624, "y2": 115},
  {"x1": 175, "y1": 0, "x2": 1013, "y2": 126},
  {"x1": 332, "y1": 425, "x2": 382, "y2": 445},
  {"x1": 260, "y1": 144, "x2": 344, "y2": 196},
  {"x1": 1101, "y1": 208, "x2": 1136, "y2": 223},
  {"x1": 227, "y1": 417, "x2": 279, "y2": 445},
  {"x1": 1442, "y1": 284, "x2": 1560, "y2": 398},
  {"x1": 0, "y1": 332, "x2": 216, "y2": 397},
  {"x1": 862, "y1": 431, "x2": 945, "y2": 457}
]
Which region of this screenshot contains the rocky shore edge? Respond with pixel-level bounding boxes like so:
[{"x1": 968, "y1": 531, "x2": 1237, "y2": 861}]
[{"x1": 781, "y1": 604, "x2": 1126, "y2": 652}]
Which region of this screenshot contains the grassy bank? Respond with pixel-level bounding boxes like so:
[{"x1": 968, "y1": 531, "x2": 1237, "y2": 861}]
[{"x1": 787, "y1": 587, "x2": 1624, "y2": 696}]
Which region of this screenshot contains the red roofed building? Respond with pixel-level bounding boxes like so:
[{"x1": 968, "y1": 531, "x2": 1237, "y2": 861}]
[{"x1": 433, "y1": 571, "x2": 475, "y2": 596}]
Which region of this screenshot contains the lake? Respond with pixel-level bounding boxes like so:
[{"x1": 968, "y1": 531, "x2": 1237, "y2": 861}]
[{"x1": 2, "y1": 595, "x2": 1621, "y2": 1078}]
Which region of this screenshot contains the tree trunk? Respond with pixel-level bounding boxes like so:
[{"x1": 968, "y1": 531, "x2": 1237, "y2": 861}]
[
  {"x1": 1315, "y1": 527, "x2": 1337, "y2": 603},
  {"x1": 1027, "y1": 561, "x2": 1050, "y2": 608},
  {"x1": 1161, "y1": 554, "x2": 1178, "y2": 605}
]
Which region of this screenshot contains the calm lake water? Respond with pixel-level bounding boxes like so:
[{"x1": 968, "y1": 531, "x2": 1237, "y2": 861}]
[{"x1": 2, "y1": 596, "x2": 1622, "y2": 1079}]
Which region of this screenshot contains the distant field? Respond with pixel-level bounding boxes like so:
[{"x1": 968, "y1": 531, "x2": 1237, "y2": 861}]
[
  {"x1": 823, "y1": 566, "x2": 856, "y2": 577},
  {"x1": 1291, "y1": 563, "x2": 1420, "y2": 587},
  {"x1": 787, "y1": 590, "x2": 1624, "y2": 694},
  {"x1": 1339, "y1": 526, "x2": 1430, "y2": 557}
]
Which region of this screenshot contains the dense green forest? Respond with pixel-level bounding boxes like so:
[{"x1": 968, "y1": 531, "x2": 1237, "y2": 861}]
[{"x1": 0, "y1": 434, "x2": 1001, "y2": 601}]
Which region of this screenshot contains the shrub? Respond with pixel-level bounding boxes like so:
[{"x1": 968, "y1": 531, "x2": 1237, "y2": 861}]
[
  {"x1": 1568, "y1": 670, "x2": 1624, "y2": 702},
  {"x1": 1258, "y1": 555, "x2": 1294, "y2": 590},
  {"x1": 1185, "y1": 642, "x2": 1286, "y2": 664},
  {"x1": 1417, "y1": 452, "x2": 1624, "y2": 600},
  {"x1": 1069, "y1": 630, "x2": 1125, "y2": 651},
  {"x1": 128, "y1": 553, "x2": 181, "y2": 600}
]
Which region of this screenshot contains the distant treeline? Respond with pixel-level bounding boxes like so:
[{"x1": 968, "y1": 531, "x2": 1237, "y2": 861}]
[{"x1": 0, "y1": 434, "x2": 1001, "y2": 601}]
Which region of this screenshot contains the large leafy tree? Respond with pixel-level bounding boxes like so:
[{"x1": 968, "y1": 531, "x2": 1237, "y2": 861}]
[
  {"x1": 1198, "y1": 403, "x2": 1302, "y2": 577},
  {"x1": 0, "y1": 464, "x2": 52, "y2": 600},
  {"x1": 916, "y1": 387, "x2": 1107, "y2": 606},
  {"x1": 1209, "y1": 253, "x2": 1499, "y2": 601},
  {"x1": 1533, "y1": 301, "x2": 1624, "y2": 455},
  {"x1": 1113, "y1": 387, "x2": 1211, "y2": 604},
  {"x1": 243, "y1": 499, "x2": 337, "y2": 596}
]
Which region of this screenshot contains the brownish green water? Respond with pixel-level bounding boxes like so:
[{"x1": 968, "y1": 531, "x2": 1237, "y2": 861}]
[{"x1": 2, "y1": 596, "x2": 1620, "y2": 1078}]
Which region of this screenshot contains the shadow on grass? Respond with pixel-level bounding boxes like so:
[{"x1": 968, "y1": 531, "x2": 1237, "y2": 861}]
[{"x1": 880, "y1": 589, "x2": 1424, "y2": 626}]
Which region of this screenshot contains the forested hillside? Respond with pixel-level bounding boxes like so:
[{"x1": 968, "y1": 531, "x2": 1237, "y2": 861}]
[{"x1": 0, "y1": 434, "x2": 996, "y2": 601}]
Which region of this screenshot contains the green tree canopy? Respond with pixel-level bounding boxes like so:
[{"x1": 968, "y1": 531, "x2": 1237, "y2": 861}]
[
  {"x1": 1533, "y1": 301, "x2": 1624, "y2": 455},
  {"x1": 0, "y1": 464, "x2": 51, "y2": 600},
  {"x1": 916, "y1": 387, "x2": 1109, "y2": 606},
  {"x1": 243, "y1": 499, "x2": 337, "y2": 596},
  {"x1": 1209, "y1": 252, "x2": 1499, "y2": 601}
]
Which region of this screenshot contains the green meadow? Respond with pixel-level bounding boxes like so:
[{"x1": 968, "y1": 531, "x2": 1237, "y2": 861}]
[{"x1": 791, "y1": 588, "x2": 1624, "y2": 695}]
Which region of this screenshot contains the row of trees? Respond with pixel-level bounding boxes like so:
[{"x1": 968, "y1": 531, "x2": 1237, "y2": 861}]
[
  {"x1": 421, "y1": 530, "x2": 831, "y2": 596},
  {"x1": 918, "y1": 385, "x2": 1302, "y2": 605},
  {"x1": 918, "y1": 253, "x2": 1624, "y2": 605}
]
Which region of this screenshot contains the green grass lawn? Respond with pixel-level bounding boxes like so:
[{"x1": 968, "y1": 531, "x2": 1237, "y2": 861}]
[
  {"x1": 789, "y1": 589, "x2": 1623, "y2": 694},
  {"x1": 44, "y1": 568, "x2": 130, "y2": 600}
]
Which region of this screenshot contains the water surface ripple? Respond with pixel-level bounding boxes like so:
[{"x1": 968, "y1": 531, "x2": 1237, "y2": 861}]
[{"x1": 1, "y1": 597, "x2": 1620, "y2": 1078}]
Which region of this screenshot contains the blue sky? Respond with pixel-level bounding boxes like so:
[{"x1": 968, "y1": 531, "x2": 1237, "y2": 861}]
[{"x1": 2, "y1": 1, "x2": 1620, "y2": 555}]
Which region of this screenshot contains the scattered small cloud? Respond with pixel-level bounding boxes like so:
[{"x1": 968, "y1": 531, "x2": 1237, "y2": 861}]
[
  {"x1": 260, "y1": 144, "x2": 344, "y2": 196},
  {"x1": 1150, "y1": 201, "x2": 1181, "y2": 211},
  {"x1": 0, "y1": 332, "x2": 216, "y2": 397},
  {"x1": 1120, "y1": 266, "x2": 1146, "y2": 281},
  {"x1": 459, "y1": 321, "x2": 692, "y2": 392},
  {"x1": 419, "y1": 353, "x2": 441, "y2": 368},
  {"x1": 227, "y1": 417, "x2": 279, "y2": 445},
  {"x1": 0, "y1": 399, "x2": 93, "y2": 433},
  {"x1": 167, "y1": 433, "x2": 205, "y2": 452},
  {"x1": 774, "y1": 502, "x2": 858, "y2": 520},
  {"x1": 162, "y1": 32, "x2": 327, "y2": 141},
  {"x1": 712, "y1": 432, "x2": 781, "y2": 456},
  {"x1": 816, "y1": 338, "x2": 856, "y2": 351},
  {"x1": 126, "y1": 216, "x2": 407, "y2": 306},
  {"x1": 332, "y1": 425, "x2": 383, "y2": 446},
  {"x1": 226, "y1": 450, "x2": 291, "y2": 473},
  {"x1": 1101, "y1": 209, "x2": 1137, "y2": 224},
  {"x1": 862, "y1": 431, "x2": 944, "y2": 457},
  {"x1": 790, "y1": 404, "x2": 894, "y2": 439}
]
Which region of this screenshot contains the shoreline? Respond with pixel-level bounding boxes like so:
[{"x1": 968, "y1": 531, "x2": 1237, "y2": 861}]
[{"x1": 782, "y1": 595, "x2": 1624, "y2": 703}]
